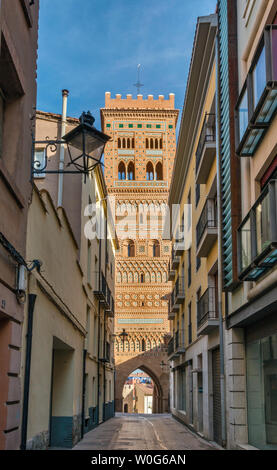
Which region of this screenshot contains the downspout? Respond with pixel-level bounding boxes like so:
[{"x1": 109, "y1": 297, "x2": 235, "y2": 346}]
[
  {"x1": 20, "y1": 293, "x2": 37, "y2": 450},
  {"x1": 57, "y1": 89, "x2": 69, "y2": 207},
  {"x1": 81, "y1": 345, "x2": 87, "y2": 439},
  {"x1": 103, "y1": 215, "x2": 108, "y2": 421},
  {"x1": 215, "y1": 32, "x2": 227, "y2": 447},
  {"x1": 97, "y1": 205, "x2": 102, "y2": 425}
]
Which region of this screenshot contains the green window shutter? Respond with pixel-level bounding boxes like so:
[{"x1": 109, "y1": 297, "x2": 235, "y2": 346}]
[
  {"x1": 169, "y1": 125, "x2": 173, "y2": 129},
  {"x1": 106, "y1": 123, "x2": 111, "y2": 128},
  {"x1": 137, "y1": 124, "x2": 142, "y2": 128},
  {"x1": 119, "y1": 124, "x2": 123, "y2": 128},
  {"x1": 156, "y1": 124, "x2": 161, "y2": 129},
  {"x1": 128, "y1": 124, "x2": 133, "y2": 128},
  {"x1": 146, "y1": 124, "x2": 152, "y2": 128}
]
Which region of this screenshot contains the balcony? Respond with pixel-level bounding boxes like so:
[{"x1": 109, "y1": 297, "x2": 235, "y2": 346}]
[
  {"x1": 167, "y1": 330, "x2": 185, "y2": 360},
  {"x1": 105, "y1": 287, "x2": 115, "y2": 318},
  {"x1": 168, "y1": 260, "x2": 175, "y2": 281},
  {"x1": 168, "y1": 290, "x2": 179, "y2": 319},
  {"x1": 196, "y1": 199, "x2": 218, "y2": 257},
  {"x1": 171, "y1": 247, "x2": 181, "y2": 269},
  {"x1": 174, "y1": 225, "x2": 185, "y2": 255},
  {"x1": 173, "y1": 277, "x2": 185, "y2": 304},
  {"x1": 238, "y1": 179, "x2": 277, "y2": 281},
  {"x1": 236, "y1": 26, "x2": 277, "y2": 157},
  {"x1": 93, "y1": 271, "x2": 111, "y2": 310},
  {"x1": 197, "y1": 287, "x2": 218, "y2": 335},
  {"x1": 196, "y1": 113, "x2": 216, "y2": 184}
]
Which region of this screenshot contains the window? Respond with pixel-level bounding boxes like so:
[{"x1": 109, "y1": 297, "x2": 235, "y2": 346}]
[
  {"x1": 156, "y1": 124, "x2": 161, "y2": 129},
  {"x1": 188, "y1": 248, "x2": 191, "y2": 287},
  {"x1": 128, "y1": 124, "x2": 133, "y2": 128},
  {"x1": 137, "y1": 124, "x2": 142, "y2": 128},
  {"x1": 156, "y1": 162, "x2": 163, "y2": 181},
  {"x1": 187, "y1": 190, "x2": 191, "y2": 231},
  {"x1": 160, "y1": 138, "x2": 163, "y2": 149},
  {"x1": 146, "y1": 162, "x2": 154, "y2": 181},
  {"x1": 153, "y1": 240, "x2": 160, "y2": 257},
  {"x1": 106, "y1": 123, "x2": 111, "y2": 128},
  {"x1": 195, "y1": 184, "x2": 200, "y2": 207},
  {"x1": 0, "y1": 89, "x2": 4, "y2": 158},
  {"x1": 127, "y1": 241, "x2": 135, "y2": 257},
  {"x1": 169, "y1": 125, "x2": 173, "y2": 129},
  {"x1": 188, "y1": 303, "x2": 192, "y2": 344},
  {"x1": 87, "y1": 241, "x2": 91, "y2": 285},
  {"x1": 118, "y1": 162, "x2": 126, "y2": 180},
  {"x1": 253, "y1": 46, "x2": 266, "y2": 108},
  {"x1": 118, "y1": 138, "x2": 121, "y2": 148},
  {"x1": 238, "y1": 89, "x2": 249, "y2": 142},
  {"x1": 119, "y1": 124, "x2": 123, "y2": 128},
  {"x1": 140, "y1": 274, "x2": 144, "y2": 283},
  {"x1": 146, "y1": 124, "x2": 152, "y2": 129}
]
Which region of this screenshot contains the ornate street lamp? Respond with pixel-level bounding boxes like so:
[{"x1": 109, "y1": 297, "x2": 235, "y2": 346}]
[
  {"x1": 119, "y1": 329, "x2": 128, "y2": 352},
  {"x1": 31, "y1": 111, "x2": 110, "y2": 183}
]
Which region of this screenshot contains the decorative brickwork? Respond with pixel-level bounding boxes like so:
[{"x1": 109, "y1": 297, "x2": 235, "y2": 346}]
[{"x1": 101, "y1": 93, "x2": 178, "y2": 412}]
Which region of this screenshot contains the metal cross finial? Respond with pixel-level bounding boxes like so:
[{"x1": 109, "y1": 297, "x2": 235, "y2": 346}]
[{"x1": 134, "y1": 64, "x2": 144, "y2": 94}]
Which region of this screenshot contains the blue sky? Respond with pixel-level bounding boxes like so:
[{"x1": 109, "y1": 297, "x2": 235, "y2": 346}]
[{"x1": 37, "y1": 0, "x2": 217, "y2": 128}]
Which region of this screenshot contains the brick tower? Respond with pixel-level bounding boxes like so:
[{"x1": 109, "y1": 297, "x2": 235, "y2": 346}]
[{"x1": 101, "y1": 92, "x2": 178, "y2": 412}]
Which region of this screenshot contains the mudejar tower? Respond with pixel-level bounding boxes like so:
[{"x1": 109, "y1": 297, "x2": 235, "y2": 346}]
[{"x1": 101, "y1": 92, "x2": 178, "y2": 412}]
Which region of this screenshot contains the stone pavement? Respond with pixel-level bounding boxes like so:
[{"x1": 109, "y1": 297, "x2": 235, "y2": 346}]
[{"x1": 73, "y1": 413, "x2": 217, "y2": 450}]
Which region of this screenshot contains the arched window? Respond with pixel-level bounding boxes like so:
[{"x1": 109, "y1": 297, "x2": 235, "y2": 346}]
[
  {"x1": 128, "y1": 241, "x2": 135, "y2": 257},
  {"x1": 146, "y1": 162, "x2": 154, "y2": 181},
  {"x1": 132, "y1": 138, "x2": 135, "y2": 149},
  {"x1": 150, "y1": 138, "x2": 154, "y2": 149},
  {"x1": 127, "y1": 138, "x2": 130, "y2": 149},
  {"x1": 155, "y1": 138, "x2": 159, "y2": 149},
  {"x1": 140, "y1": 273, "x2": 144, "y2": 283},
  {"x1": 127, "y1": 162, "x2": 135, "y2": 180},
  {"x1": 160, "y1": 138, "x2": 163, "y2": 149},
  {"x1": 123, "y1": 138, "x2": 126, "y2": 149},
  {"x1": 146, "y1": 138, "x2": 149, "y2": 149},
  {"x1": 156, "y1": 162, "x2": 163, "y2": 181},
  {"x1": 118, "y1": 162, "x2": 126, "y2": 180},
  {"x1": 118, "y1": 138, "x2": 121, "y2": 149},
  {"x1": 153, "y1": 240, "x2": 160, "y2": 257},
  {"x1": 142, "y1": 339, "x2": 146, "y2": 352}
]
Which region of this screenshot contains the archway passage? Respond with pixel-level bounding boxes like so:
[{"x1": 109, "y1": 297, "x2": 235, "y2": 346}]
[
  {"x1": 122, "y1": 369, "x2": 154, "y2": 414},
  {"x1": 115, "y1": 354, "x2": 169, "y2": 414}
]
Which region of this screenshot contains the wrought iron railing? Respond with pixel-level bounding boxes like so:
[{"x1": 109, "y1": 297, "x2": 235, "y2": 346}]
[
  {"x1": 196, "y1": 113, "x2": 216, "y2": 172},
  {"x1": 197, "y1": 287, "x2": 218, "y2": 328},
  {"x1": 196, "y1": 200, "x2": 217, "y2": 247}
]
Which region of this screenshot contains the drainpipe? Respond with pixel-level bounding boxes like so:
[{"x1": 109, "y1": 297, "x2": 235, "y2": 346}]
[
  {"x1": 103, "y1": 215, "x2": 108, "y2": 421},
  {"x1": 81, "y1": 345, "x2": 87, "y2": 439},
  {"x1": 215, "y1": 33, "x2": 227, "y2": 447},
  {"x1": 57, "y1": 89, "x2": 69, "y2": 207},
  {"x1": 20, "y1": 294, "x2": 37, "y2": 450},
  {"x1": 97, "y1": 206, "x2": 102, "y2": 425}
]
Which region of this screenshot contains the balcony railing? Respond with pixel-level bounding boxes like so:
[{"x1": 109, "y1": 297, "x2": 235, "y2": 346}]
[
  {"x1": 197, "y1": 288, "x2": 218, "y2": 335},
  {"x1": 173, "y1": 277, "x2": 185, "y2": 304},
  {"x1": 168, "y1": 260, "x2": 176, "y2": 281},
  {"x1": 93, "y1": 271, "x2": 114, "y2": 312},
  {"x1": 238, "y1": 179, "x2": 277, "y2": 281},
  {"x1": 168, "y1": 290, "x2": 179, "y2": 319},
  {"x1": 196, "y1": 113, "x2": 216, "y2": 184},
  {"x1": 167, "y1": 337, "x2": 174, "y2": 357},
  {"x1": 235, "y1": 25, "x2": 277, "y2": 157},
  {"x1": 196, "y1": 199, "x2": 218, "y2": 257},
  {"x1": 174, "y1": 225, "x2": 185, "y2": 255},
  {"x1": 167, "y1": 330, "x2": 185, "y2": 358},
  {"x1": 171, "y1": 247, "x2": 181, "y2": 269}
]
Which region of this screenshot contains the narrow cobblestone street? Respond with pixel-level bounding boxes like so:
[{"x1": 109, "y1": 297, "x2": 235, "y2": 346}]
[{"x1": 73, "y1": 414, "x2": 217, "y2": 451}]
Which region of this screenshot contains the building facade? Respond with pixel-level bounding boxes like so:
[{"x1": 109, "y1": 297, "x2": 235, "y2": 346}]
[
  {"x1": 167, "y1": 14, "x2": 223, "y2": 444},
  {"x1": 19, "y1": 104, "x2": 118, "y2": 449},
  {"x1": 101, "y1": 92, "x2": 178, "y2": 413},
  {"x1": 222, "y1": 0, "x2": 277, "y2": 450},
  {"x1": 0, "y1": 0, "x2": 39, "y2": 450}
]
